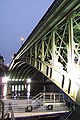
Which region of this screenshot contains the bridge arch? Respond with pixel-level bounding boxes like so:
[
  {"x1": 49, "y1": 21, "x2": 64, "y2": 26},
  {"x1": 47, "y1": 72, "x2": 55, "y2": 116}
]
[{"x1": 9, "y1": 0, "x2": 80, "y2": 105}]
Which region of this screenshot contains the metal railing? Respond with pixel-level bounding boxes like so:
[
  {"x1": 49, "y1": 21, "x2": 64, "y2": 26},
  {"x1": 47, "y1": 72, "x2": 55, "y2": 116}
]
[
  {"x1": 41, "y1": 92, "x2": 64, "y2": 103},
  {"x1": 29, "y1": 92, "x2": 65, "y2": 108},
  {"x1": 1, "y1": 92, "x2": 72, "y2": 115}
]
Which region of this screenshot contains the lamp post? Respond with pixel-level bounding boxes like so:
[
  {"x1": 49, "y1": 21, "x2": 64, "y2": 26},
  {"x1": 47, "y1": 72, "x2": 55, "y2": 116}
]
[
  {"x1": 2, "y1": 76, "x2": 9, "y2": 99},
  {"x1": 25, "y1": 78, "x2": 33, "y2": 112},
  {"x1": 27, "y1": 78, "x2": 31, "y2": 105}
]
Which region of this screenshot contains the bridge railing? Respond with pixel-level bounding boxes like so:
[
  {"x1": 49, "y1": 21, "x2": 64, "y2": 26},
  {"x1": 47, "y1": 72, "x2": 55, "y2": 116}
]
[
  {"x1": 29, "y1": 92, "x2": 65, "y2": 107},
  {"x1": 41, "y1": 92, "x2": 64, "y2": 103},
  {"x1": 25, "y1": 92, "x2": 66, "y2": 111}
]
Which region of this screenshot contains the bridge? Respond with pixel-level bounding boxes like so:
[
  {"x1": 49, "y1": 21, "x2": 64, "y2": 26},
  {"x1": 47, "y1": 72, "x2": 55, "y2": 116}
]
[{"x1": 9, "y1": 0, "x2": 80, "y2": 107}]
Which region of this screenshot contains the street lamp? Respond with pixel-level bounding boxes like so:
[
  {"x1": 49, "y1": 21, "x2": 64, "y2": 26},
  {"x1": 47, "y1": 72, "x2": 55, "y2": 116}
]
[
  {"x1": 2, "y1": 76, "x2": 9, "y2": 84},
  {"x1": 2, "y1": 76, "x2": 9, "y2": 99},
  {"x1": 20, "y1": 36, "x2": 24, "y2": 45},
  {"x1": 27, "y1": 78, "x2": 31, "y2": 84},
  {"x1": 26, "y1": 78, "x2": 31, "y2": 105}
]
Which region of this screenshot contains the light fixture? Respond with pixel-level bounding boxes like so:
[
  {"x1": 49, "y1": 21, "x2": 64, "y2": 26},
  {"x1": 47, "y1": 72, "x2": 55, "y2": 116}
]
[
  {"x1": 2, "y1": 75, "x2": 9, "y2": 99},
  {"x1": 20, "y1": 36, "x2": 24, "y2": 44},
  {"x1": 2, "y1": 76, "x2": 9, "y2": 84},
  {"x1": 27, "y1": 78, "x2": 31, "y2": 84}
]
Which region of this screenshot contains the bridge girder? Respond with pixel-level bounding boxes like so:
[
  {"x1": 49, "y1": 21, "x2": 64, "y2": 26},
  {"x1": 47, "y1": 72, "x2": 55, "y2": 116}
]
[{"x1": 9, "y1": 0, "x2": 80, "y2": 105}]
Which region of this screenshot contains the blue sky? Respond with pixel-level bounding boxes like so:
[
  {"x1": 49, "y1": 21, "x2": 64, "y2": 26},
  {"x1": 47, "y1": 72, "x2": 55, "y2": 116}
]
[{"x1": 0, "y1": 0, "x2": 54, "y2": 64}]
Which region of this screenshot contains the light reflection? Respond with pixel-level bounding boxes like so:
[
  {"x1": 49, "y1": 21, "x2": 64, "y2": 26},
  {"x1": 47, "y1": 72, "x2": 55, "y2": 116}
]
[
  {"x1": 22, "y1": 85, "x2": 24, "y2": 91},
  {"x1": 12, "y1": 85, "x2": 14, "y2": 92},
  {"x1": 2, "y1": 75, "x2": 9, "y2": 99},
  {"x1": 18, "y1": 85, "x2": 20, "y2": 91},
  {"x1": 3, "y1": 84, "x2": 7, "y2": 99}
]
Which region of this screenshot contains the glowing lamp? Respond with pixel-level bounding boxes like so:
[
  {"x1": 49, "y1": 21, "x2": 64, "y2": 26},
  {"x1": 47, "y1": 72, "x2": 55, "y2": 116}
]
[
  {"x1": 2, "y1": 76, "x2": 9, "y2": 84},
  {"x1": 27, "y1": 78, "x2": 31, "y2": 84}
]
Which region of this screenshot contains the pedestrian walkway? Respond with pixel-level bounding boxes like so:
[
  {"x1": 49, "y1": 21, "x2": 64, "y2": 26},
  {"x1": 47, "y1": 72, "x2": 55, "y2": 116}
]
[{"x1": 0, "y1": 93, "x2": 72, "y2": 119}]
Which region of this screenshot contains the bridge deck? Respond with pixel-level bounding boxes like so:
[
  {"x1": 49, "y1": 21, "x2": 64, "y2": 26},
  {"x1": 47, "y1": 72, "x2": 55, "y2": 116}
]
[
  {"x1": 13, "y1": 110, "x2": 70, "y2": 119},
  {"x1": 0, "y1": 97, "x2": 71, "y2": 120}
]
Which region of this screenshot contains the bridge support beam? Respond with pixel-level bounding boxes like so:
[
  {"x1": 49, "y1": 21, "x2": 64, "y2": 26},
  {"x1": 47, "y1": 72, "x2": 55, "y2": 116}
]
[
  {"x1": 52, "y1": 31, "x2": 56, "y2": 80},
  {"x1": 68, "y1": 16, "x2": 74, "y2": 74},
  {"x1": 30, "y1": 48, "x2": 32, "y2": 65},
  {"x1": 52, "y1": 31, "x2": 56, "y2": 67},
  {"x1": 41, "y1": 37, "x2": 45, "y2": 72},
  {"x1": 35, "y1": 43, "x2": 37, "y2": 68}
]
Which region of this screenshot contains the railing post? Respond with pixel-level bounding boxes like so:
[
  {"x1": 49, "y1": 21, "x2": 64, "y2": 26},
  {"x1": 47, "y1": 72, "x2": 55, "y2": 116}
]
[
  {"x1": 54, "y1": 94, "x2": 55, "y2": 103},
  {"x1": 43, "y1": 93, "x2": 45, "y2": 103},
  {"x1": 50, "y1": 93, "x2": 52, "y2": 102}
]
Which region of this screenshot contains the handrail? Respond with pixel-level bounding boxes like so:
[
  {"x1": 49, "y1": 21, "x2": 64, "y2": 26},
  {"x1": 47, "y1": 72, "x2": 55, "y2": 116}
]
[
  {"x1": 31, "y1": 93, "x2": 42, "y2": 101},
  {"x1": 31, "y1": 92, "x2": 64, "y2": 107}
]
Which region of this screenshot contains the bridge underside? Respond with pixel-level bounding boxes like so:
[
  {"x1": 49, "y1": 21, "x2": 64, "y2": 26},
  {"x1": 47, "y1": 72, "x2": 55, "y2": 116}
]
[{"x1": 9, "y1": 0, "x2": 80, "y2": 105}]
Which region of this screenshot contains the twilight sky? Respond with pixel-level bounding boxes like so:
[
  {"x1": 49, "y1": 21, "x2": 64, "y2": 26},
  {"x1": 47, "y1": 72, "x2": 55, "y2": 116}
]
[{"x1": 0, "y1": 0, "x2": 54, "y2": 64}]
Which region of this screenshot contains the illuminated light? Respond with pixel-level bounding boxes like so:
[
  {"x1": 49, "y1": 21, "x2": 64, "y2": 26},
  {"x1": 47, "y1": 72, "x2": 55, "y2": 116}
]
[
  {"x1": 27, "y1": 84, "x2": 30, "y2": 98},
  {"x1": 22, "y1": 85, "x2": 24, "y2": 91},
  {"x1": 12, "y1": 79, "x2": 14, "y2": 81},
  {"x1": 2, "y1": 76, "x2": 9, "y2": 99},
  {"x1": 68, "y1": 65, "x2": 80, "y2": 85},
  {"x1": 12, "y1": 85, "x2": 14, "y2": 92},
  {"x1": 15, "y1": 85, "x2": 17, "y2": 91},
  {"x1": 22, "y1": 79, "x2": 24, "y2": 81},
  {"x1": 6, "y1": 63, "x2": 9, "y2": 67},
  {"x1": 4, "y1": 58, "x2": 5, "y2": 61},
  {"x1": 2, "y1": 76, "x2": 9, "y2": 84},
  {"x1": 25, "y1": 85, "x2": 26, "y2": 88},
  {"x1": 26, "y1": 78, "x2": 31, "y2": 99},
  {"x1": 21, "y1": 36, "x2": 24, "y2": 41},
  {"x1": 27, "y1": 91, "x2": 30, "y2": 98},
  {"x1": 3, "y1": 84, "x2": 7, "y2": 99},
  {"x1": 27, "y1": 84, "x2": 30, "y2": 92},
  {"x1": 20, "y1": 36, "x2": 24, "y2": 44},
  {"x1": 12, "y1": 56, "x2": 14, "y2": 59},
  {"x1": 18, "y1": 85, "x2": 21, "y2": 91},
  {"x1": 27, "y1": 78, "x2": 31, "y2": 83},
  {"x1": 15, "y1": 79, "x2": 18, "y2": 81}
]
